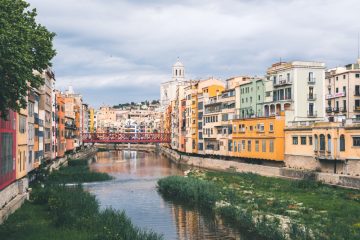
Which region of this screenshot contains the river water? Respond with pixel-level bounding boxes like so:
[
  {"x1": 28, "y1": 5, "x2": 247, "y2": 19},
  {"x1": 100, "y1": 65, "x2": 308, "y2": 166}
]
[{"x1": 87, "y1": 150, "x2": 251, "y2": 240}]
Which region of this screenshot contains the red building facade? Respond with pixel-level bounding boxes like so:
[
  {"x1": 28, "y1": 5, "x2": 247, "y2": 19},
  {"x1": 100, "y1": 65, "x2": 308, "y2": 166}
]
[{"x1": 0, "y1": 111, "x2": 16, "y2": 190}]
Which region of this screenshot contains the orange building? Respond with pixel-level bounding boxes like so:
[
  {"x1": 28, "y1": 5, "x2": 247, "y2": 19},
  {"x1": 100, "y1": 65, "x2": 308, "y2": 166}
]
[
  {"x1": 285, "y1": 121, "x2": 360, "y2": 176},
  {"x1": 65, "y1": 116, "x2": 75, "y2": 152},
  {"x1": 56, "y1": 93, "x2": 66, "y2": 157},
  {"x1": 231, "y1": 113, "x2": 285, "y2": 162}
]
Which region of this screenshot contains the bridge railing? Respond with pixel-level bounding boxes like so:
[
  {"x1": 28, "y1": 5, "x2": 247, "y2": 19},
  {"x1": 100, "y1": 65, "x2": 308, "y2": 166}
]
[{"x1": 82, "y1": 132, "x2": 171, "y2": 143}]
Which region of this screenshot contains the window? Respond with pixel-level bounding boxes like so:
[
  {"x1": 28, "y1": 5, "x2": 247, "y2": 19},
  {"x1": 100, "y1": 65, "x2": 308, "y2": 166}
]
[
  {"x1": 257, "y1": 123, "x2": 264, "y2": 132},
  {"x1": 228, "y1": 140, "x2": 233, "y2": 151},
  {"x1": 262, "y1": 140, "x2": 266, "y2": 152},
  {"x1": 269, "y1": 140, "x2": 274, "y2": 152},
  {"x1": 28, "y1": 102, "x2": 34, "y2": 117},
  {"x1": 320, "y1": 134, "x2": 325, "y2": 151},
  {"x1": 45, "y1": 143, "x2": 51, "y2": 152},
  {"x1": 356, "y1": 73, "x2": 360, "y2": 78},
  {"x1": 308, "y1": 72, "x2": 314, "y2": 81},
  {"x1": 255, "y1": 140, "x2": 259, "y2": 152},
  {"x1": 234, "y1": 141, "x2": 237, "y2": 152},
  {"x1": 340, "y1": 135, "x2": 345, "y2": 151},
  {"x1": 343, "y1": 74, "x2": 346, "y2": 79},
  {"x1": 327, "y1": 134, "x2": 332, "y2": 152},
  {"x1": 301, "y1": 136, "x2": 307, "y2": 145},
  {"x1": 269, "y1": 123, "x2": 274, "y2": 132},
  {"x1": 309, "y1": 136, "x2": 313, "y2": 145},
  {"x1": 292, "y1": 136, "x2": 298, "y2": 145},
  {"x1": 314, "y1": 134, "x2": 319, "y2": 150},
  {"x1": 353, "y1": 137, "x2": 360, "y2": 147},
  {"x1": 0, "y1": 133, "x2": 14, "y2": 178},
  {"x1": 247, "y1": 140, "x2": 251, "y2": 152},
  {"x1": 19, "y1": 115, "x2": 26, "y2": 133},
  {"x1": 242, "y1": 140, "x2": 246, "y2": 150}
]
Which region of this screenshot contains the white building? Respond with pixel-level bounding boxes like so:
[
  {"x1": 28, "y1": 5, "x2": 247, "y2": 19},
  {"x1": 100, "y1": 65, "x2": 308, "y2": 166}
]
[
  {"x1": 264, "y1": 61, "x2": 326, "y2": 125},
  {"x1": 160, "y1": 59, "x2": 186, "y2": 111}
]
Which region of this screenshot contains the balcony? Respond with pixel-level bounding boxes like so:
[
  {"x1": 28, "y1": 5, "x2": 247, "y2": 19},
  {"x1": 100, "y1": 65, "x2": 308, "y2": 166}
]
[
  {"x1": 307, "y1": 111, "x2": 317, "y2": 117},
  {"x1": 355, "y1": 91, "x2": 360, "y2": 96},
  {"x1": 273, "y1": 79, "x2": 292, "y2": 87},
  {"x1": 354, "y1": 106, "x2": 360, "y2": 112},
  {"x1": 325, "y1": 107, "x2": 333, "y2": 113},
  {"x1": 333, "y1": 107, "x2": 340, "y2": 113},
  {"x1": 307, "y1": 94, "x2": 317, "y2": 101},
  {"x1": 307, "y1": 78, "x2": 316, "y2": 85},
  {"x1": 340, "y1": 107, "x2": 347, "y2": 112}
]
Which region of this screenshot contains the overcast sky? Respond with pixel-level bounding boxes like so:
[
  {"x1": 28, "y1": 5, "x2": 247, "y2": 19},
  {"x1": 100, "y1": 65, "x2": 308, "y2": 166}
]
[{"x1": 27, "y1": 0, "x2": 360, "y2": 108}]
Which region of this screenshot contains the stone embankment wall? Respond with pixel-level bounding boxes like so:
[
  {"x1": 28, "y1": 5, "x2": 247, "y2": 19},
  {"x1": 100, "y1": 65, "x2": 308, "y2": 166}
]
[
  {"x1": 160, "y1": 147, "x2": 360, "y2": 189},
  {"x1": 0, "y1": 147, "x2": 97, "y2": 224},
  {"x1": 0, "y1": 178, "x2": 28, "y2": 224}
]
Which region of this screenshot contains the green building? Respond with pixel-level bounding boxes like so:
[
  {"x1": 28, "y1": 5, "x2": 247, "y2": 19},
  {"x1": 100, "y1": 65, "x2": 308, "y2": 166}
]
[{"x1": 237, "y1": 78, "x2": 265, "y2": 118}]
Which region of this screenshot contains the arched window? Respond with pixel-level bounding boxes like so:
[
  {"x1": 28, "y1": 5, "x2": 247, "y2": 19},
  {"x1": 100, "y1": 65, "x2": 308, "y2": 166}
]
[
  {"x1": 319, "y1": 134, "x2": 325, "y2": 151},
  {"x1": 340, "y1": 135, "x2": 345, "y2": 152},
  {"x1": 175, "y1": 69, "x2": 178, "y2": 76},
  {"x1": 327, "y1": 134, "x2": 332, "y2": 153},
  {"x1": 314, "y1": 134, "x2": 318, "y2": 151},
  {"x1": 179, "y1": 69, "x2": 181, "y2": 76}
]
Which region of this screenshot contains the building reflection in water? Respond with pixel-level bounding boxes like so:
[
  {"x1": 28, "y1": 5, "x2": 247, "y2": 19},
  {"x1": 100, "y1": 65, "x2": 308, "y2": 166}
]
[
  {"x1": 171, "y1": 204, "x2": 242, "y2": 240},
  {"x1": 88, "y1": 150, "x2": 250, "y2": 240}
]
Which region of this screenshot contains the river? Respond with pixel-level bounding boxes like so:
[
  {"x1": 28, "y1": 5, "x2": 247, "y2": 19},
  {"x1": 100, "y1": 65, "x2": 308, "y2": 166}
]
[{"x1": 86, "y1": 150, "x2": 251, "y2": 240}]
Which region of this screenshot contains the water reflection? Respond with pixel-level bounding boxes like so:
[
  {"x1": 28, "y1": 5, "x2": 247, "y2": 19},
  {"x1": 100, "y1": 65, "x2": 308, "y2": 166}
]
[{"x1": 87, "y1": 150, "x2": 248, "y2": 240}]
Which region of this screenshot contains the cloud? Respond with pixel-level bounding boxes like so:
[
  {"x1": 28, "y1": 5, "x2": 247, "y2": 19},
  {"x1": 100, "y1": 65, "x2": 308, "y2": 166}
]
[{"x1": 27, "y1": 0, "x2": 360, "y2": 107}]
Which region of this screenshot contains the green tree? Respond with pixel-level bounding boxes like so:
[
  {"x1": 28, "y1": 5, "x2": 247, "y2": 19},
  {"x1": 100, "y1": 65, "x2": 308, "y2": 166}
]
[{"x1": 0, "y1": 0, "x2": 56, "y2": 118}]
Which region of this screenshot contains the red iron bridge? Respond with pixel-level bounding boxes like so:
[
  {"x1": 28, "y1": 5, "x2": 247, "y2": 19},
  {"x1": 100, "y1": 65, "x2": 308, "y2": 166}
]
[{"x1": 82, "y1": 132, "x2": 171, "y2": 144}]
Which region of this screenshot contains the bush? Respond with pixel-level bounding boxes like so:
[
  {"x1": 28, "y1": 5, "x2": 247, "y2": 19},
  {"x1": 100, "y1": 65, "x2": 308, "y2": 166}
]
[
  {"x1": 157, "y1": 176, "x2": 218, "y2": 208},
  {"x1": 68, "y1": 159, "x2": 89, "y2": 166}
]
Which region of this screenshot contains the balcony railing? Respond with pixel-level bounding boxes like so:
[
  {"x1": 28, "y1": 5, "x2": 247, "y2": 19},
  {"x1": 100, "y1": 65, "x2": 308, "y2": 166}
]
[
  {"x1": 340, "y1": 107, "x2": 347, "y2": 112},
  {"x1": 333, "y1": 107, "x2": 340, "y2": 113},
  {"x1": 307, "y1": 111, "x2": 317, "y2": 117},
  {"x1": 273, "y1": 79, "x2": 292, "y2": 87},
  {"x1": 354, "y1": 106, "x2": 360, "y2": 112},
  {"x1": 325, "y1": 107, "x2": 332, "y2": 113},
  {"x1": 307, "y1": 94, "x2": 317, "y2": 101},
  {"x1": 307, "y1": 78, "x2": 316, "y2": 84},
  {"x1": 355, "y1": 91, "x2": 360, "y2": 96}
]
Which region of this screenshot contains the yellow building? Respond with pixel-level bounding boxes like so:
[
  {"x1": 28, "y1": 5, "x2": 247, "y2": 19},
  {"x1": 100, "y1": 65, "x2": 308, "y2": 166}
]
[
  {"x1": 16, "y1": 109, "x2": 28, "y2": 179},
  {"x1": 185, "y1": 79, "x2": 225, "y2": 154},
  {"x1": 285, "y1": 121, "x2": 360, "y2": 176},
  {"x1": 89, "y1": 108, "x2": 95, "y2": 133},
  {"x1": 231, "y1": 113, "x2": 285, "y2": 162}
]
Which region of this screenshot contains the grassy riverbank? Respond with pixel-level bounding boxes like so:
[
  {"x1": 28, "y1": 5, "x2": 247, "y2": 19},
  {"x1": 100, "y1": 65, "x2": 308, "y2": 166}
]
[
  {"x1": 0, "y1": 158, "x2": 163, "y2": 240},
  {"x1": 47, "y1": 159, "x2": 113, "y2": 183},
  {"x1": 157, "y1": 170, "x2": 360, "y2": 240}
]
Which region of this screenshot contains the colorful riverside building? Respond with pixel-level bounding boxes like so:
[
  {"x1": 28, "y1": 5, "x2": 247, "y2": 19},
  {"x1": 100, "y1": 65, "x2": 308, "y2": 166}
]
[
  {"x1": 284, "y1": 59, "x2": 360, "y2": 176},
  {"x1": 184, "y1": 78, "x2": 225, "y2": 154},
  {"x1": 263, "y1": 61, "x2": 326, "y2": 122},
  {"x1": 0, "y1": 111, "x2": 17, "y2": 190},
  {"x1": 325, "y1": 59, "x2": 360, "y2": 122},
  {"x1": 56, "y1": 93, "x2": 66, "y2": 158},
  {"x1": 232, "y1": 113, "x2": 285, "y2": 163},
  {"x1": 27, "y1": 89, "x2": 36, "y2": 172},
  {"x1": 17, "y1": 101, "x2": 28, "y2": 179}
]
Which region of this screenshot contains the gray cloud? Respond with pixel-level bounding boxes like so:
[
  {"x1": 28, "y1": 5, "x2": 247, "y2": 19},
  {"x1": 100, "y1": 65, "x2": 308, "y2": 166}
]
[{"x1": 27, "y1": 0, "x2": 360, "y2": 107}]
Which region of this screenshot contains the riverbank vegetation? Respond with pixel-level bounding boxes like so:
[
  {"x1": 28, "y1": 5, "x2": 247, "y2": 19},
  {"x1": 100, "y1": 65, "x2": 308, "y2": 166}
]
[
  {"x1": 0, "y1": 158, "x2": 163, "y2": 240},
  {"x1": 47, "y1": 159, "x2": 113, "y2": 184},
  {"x1": 157, "y1": 170, "x2": 360, "y2": 240}
]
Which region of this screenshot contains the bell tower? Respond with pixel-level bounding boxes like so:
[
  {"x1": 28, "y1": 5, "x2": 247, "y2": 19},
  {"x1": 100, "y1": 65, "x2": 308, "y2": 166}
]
[{"x1": 172, "y1": 58, "x2": 185, "y2": 81}]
